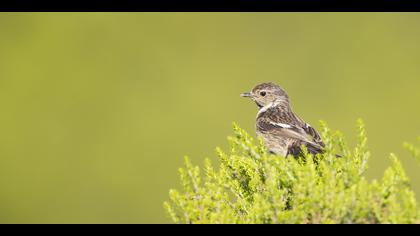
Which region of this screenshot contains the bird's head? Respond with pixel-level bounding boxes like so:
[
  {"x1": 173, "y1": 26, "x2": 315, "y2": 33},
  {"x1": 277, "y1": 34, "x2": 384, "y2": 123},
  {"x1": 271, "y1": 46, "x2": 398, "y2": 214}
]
[{"x1": 240, "y1": 82, "x2": 289, "y2": 108}]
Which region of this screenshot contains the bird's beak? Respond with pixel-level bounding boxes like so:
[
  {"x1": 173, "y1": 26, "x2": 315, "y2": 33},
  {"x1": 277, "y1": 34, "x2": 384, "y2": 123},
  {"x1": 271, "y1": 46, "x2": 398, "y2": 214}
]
[{"x1": 240, "y1": 92, "x2": 252, "y2": 98}]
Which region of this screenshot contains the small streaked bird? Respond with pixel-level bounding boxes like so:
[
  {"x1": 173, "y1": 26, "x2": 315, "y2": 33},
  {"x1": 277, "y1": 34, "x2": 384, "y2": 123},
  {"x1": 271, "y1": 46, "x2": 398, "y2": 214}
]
[{"x1": 241, "y1": 82, "x2": 325, "y2": 157}]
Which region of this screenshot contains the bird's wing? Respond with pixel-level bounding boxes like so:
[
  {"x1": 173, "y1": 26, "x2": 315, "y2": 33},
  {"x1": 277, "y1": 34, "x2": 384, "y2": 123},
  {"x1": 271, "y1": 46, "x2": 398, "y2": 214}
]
[
  {"x1": 257, "y1": 117, "x2": 321, "y2": 149},
  {"x1": 291, "y1": 113, "x2": 325, "y2": 147},
  {"x1": 257, "y1": 118, "x2": 324, "y2": 156},
  {"x1": 257, "y1": 107, "x2": 324, "y2": 148},
  {"x1": 302, "y1": 123, "x2": 325, "y2": 147}
]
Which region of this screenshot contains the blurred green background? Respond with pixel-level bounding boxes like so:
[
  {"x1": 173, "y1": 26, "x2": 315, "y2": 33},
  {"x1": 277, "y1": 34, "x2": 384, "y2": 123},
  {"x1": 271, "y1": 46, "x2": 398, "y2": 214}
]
[{"x1": 1, "y1": 13, "x2": 420, "y2": 223}]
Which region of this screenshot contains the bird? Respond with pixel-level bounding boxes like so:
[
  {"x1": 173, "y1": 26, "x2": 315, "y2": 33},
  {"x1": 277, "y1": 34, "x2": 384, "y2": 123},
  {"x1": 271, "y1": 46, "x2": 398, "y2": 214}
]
[{"x1": 240, "y1": 82, "x2": 325, "y2": 157}]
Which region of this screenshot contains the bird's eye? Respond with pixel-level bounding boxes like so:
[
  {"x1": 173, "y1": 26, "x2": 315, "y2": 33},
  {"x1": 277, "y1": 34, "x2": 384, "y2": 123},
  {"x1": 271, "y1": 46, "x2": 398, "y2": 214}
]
[{"x1": 260, "y1": 91, "x2": 266, "y2": 97}]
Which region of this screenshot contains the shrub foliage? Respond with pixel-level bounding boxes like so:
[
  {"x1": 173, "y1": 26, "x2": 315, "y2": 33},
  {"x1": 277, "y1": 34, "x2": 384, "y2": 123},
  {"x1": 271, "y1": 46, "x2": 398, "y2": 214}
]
[{"x1": 164, "y1": 120, "x2": 420, "y2": 223}]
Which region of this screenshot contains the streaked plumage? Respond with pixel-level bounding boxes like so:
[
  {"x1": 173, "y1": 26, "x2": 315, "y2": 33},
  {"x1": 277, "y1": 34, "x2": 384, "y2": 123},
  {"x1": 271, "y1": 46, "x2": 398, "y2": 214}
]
[{"x1": 241, "y1": 82, "x2": 325, "y2": 157}]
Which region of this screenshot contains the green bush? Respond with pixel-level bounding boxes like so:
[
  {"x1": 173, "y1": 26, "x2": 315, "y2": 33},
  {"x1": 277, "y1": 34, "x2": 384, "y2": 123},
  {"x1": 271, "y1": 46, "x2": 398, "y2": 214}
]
[{"x1": 164, "y1": 120, "x2": 420, "y2": 224}]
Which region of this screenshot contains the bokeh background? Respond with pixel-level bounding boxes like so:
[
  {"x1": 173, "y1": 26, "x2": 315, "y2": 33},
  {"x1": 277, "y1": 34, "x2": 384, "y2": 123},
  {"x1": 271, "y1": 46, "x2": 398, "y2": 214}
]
[{"x1": 1, "y1": 13, "x2": 420, "y2": 223}]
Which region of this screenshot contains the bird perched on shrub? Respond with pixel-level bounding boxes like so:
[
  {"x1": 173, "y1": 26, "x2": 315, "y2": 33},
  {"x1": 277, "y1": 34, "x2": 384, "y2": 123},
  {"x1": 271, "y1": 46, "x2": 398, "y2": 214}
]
[{"x1": 241, "y1": 82, "x2": 325, "y2": 157}]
